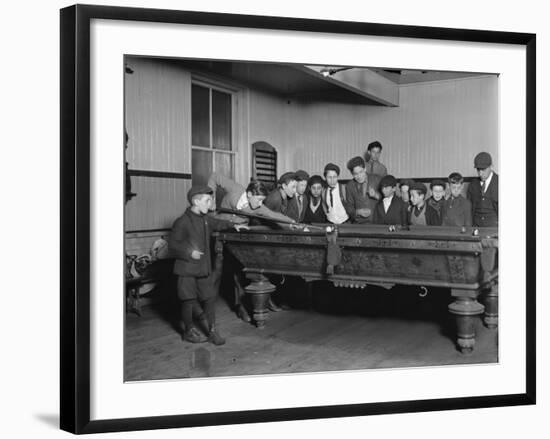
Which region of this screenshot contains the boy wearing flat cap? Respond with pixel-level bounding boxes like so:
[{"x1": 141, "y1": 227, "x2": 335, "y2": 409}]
[
  {"x1": 427, "y1": 180, "x2": 446, "y2": 225},
  {"x1": 408, "y1": 182, "x2": 440, "y2": 226},
  {"x1": 324, "y1": 163, "x2": 353, "y2": 225},
  {"x1": 467, "y1": 152, "x2": 498, "y2": 227},
  {"x1": 345, "y1": 156, "x2": 381, "y2": 223},
  {"x1": 398, "y1": 178, "x2": 415, "y2": 206},
  {"x1": 264, "y1": 172, "x2": 298, "y2": 217},
  {"x1": 442, "y1": 172, "x2": 472, "y2": 227},
  {"x1": 207, "y1": 172, "x2": 295, "y2": 225},
  {"x1": 373, "y1": 175, "x2": 409, "y2": 226},
  {"x1": 286, "y1": 170, "x2": 310, "y2": 222},
  {"x1": 169, "y1": 186, "x2": 246, "y2": 345}
]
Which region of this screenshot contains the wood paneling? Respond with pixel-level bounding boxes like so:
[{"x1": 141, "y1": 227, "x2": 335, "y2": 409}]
[
  {"x1": 125, "y1": 58, "x2": 191, "y2": 173},
  {"x1": 125, "y1": 60, "x2": 497, "y2": 234},
  {"x1": 125, "y1": 176, "x2": 192, "y2": 231},
  {"x1": 287, "y1": 76, "x2": 498, "y2": 179}
]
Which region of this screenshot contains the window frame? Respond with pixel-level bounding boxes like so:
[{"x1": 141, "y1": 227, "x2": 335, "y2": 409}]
[{"x1": 190, "y1": 78, "x2": 238, "y2": 182}]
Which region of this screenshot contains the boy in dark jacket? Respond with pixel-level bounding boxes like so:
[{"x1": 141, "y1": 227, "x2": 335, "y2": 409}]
[
  {"x1": 373, "y1": 175, "x2": 409, "y2": 226},
  {"x1": 442, "y1": 172, "x2": 472, "y2": 227},
  {"x1": 408, "y1": 182, "x2": 441, "y2": 226},
  {"x1": 303, "y1": 175, "x2": 328, "y2": 224},
  {"x1": 169, "y1": 186, "x2": 246, "y2": 345}
]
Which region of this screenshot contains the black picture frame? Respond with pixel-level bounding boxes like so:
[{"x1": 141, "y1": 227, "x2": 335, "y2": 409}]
[{"x1": 60, "y1": 4, "x2": 536, "y2": 434}]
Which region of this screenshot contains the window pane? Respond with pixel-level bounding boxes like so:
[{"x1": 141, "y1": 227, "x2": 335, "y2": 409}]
[
  {"x1": 192, "y1": 84, "x2": 210, "y2": 147},
  {"x1": 212, "y1": 90, "x2": 232, "y2": 151},
  {"x1": 214, "y1": 152, "x2": 234, "y2": 179},
  {"x1": 192, "y1": 149, "x2": 212, "y2": 187}
]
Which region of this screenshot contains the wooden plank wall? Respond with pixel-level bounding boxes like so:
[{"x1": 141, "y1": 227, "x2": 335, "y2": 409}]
[
  {"x1": 125, "y1": 59, "x2": 497, "y2": 234},
  {"x1": 290, "y1": 76, "x2": 498, "y2": 179}
]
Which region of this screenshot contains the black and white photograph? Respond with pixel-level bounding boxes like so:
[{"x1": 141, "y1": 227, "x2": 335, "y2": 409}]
[
  {"x1": 123, "y1": 56, "x2": 500, "y2": 381},
  {"x1": 3, "y1": 0, "x2": 546, "y2": 438},
  {"x1": 52, "y1": 2, "x2": 539, "y2": 436}
]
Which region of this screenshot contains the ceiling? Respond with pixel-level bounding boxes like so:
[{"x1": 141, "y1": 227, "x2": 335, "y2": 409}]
[{"x1": 129, "y1": 57, "x2": 495, "y2": 106}]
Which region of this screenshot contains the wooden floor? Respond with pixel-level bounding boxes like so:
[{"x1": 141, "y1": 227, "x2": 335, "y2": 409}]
[{"x1": 124, "y1": 284, "x2": 498, "y2": 381}]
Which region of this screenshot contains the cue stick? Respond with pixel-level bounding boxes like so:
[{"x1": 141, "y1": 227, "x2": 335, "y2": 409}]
[{"x1": 215, "y1": 208, "x2": 327, "y2": 232}]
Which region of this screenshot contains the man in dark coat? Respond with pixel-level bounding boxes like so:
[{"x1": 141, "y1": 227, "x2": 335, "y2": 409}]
[
  {"x1": 373, "y1": 175, "x2": 409, "y2": 226},
  {"x1": 467, "y1": 152, "x2": 498, "y2": 227}
]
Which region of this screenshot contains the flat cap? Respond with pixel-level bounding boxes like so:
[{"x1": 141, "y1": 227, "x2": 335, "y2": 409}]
[
  {"x1": 474, "y1": 152, "x2": 492, "y2": 169},
  {"x1": 277, "y1": 171, "x2": 297, "y2": 185},
  {"x1": 323, "y1": 163, "x2": 340, "y2": 175},
  {"x1": 399, "y1": 178, "x2": 415, "y2": 188},
  {"x1": 308, "y1": 174, "x2": 325, "y2": 187},
  {"x1": 347, "y1": 156, "x2": 366, "y2": 172},
  {"x1": 379, "y1": 174, "x2": 397, "y2": 188},
  {"x1": 410, "y1": 182, "x2": 427, "y2": 195},
  {"x1": 295, "y1": 169, "x2": 310, "y2": 181},
  {"x1": 187, "y1": 185, "x2": 213, "y2": 204}
]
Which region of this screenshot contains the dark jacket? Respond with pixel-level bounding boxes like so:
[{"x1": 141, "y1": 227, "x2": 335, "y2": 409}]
[
  {"x1": 408, "y1": 202, "x2": 441, "y2": 226},
  {"x1": 303, "y1": 198, "x2": 328, "y2": 224},
  {"x1": 467, "y1": 173, "x2": 498, "y2": 227},
  {"x1": 345, "y1": 176, "x2": 381, "y2": 223},
  {"x1": 286, "y1": 193, "x2": 309, "y2": 223},
  {"x1": 442, "y1": 195, "x2": 472, "y2": 227},
  {"x1": 169, "y1": 208, "x2": 231, "y2": 278},
  {"x1": 373, "y1": 196, "x2": 409, "y2": 226},
  {"x1": 264, "y1": 188, "x2": 290, "y2": 216},
  {"x1": 323, "y1": 183, "x2": 355, "y2": 218}
]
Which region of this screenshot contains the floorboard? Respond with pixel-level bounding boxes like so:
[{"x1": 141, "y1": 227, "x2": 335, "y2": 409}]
[{"x1": 124, "y1": 285, "x2": 498, "y2": 381}]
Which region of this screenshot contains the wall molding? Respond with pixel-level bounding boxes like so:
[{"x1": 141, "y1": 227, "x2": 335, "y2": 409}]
[{"x1": 128, "y1": 169, "x2": 192, "y2": 180}]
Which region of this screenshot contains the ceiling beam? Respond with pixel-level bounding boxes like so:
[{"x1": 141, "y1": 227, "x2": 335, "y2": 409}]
[{"x1": 299, "y1": 65, "x2": 400, "y2": 107}]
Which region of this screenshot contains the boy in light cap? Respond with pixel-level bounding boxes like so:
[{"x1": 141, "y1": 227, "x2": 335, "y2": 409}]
[{"x1": 169, "y1": 186, "x2": 246, "y2": 345}]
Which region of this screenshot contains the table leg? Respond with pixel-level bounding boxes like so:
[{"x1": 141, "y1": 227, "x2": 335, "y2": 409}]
[
  {"x1": 245, "y1": 273, "x2": 276, "y2": 329},
  {"x1": 448, "y1": 289, "x2": 484, "y2": 354},
  {"x1": 483, "y1": 282, "x2": 498, "y2": 329}
]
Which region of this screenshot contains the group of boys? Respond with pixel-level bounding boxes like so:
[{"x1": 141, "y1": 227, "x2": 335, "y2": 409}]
[{"x1": 169, "y1": 143, "x2": 498, "y2": 344}]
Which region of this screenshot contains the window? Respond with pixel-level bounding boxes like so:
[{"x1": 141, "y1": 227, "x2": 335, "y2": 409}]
[{"x1": 191, "y1": 82, "x2": 235, "y2": 186}]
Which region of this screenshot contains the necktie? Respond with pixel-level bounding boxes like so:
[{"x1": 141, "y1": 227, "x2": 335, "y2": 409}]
[
  {"x1": 298, "y1": 195, "x2": 303, "y2": 215},
  {"x1": 481, "y1": 180, "x2": 485, "y2": 193},
  {"x1": 329, "y1": 188, "x2": 334, "y2": 207}
]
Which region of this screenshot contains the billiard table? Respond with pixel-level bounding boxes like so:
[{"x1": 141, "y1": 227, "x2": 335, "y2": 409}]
[{"x1": 214, "y1": 224, "x2": 498, "y2": 353}]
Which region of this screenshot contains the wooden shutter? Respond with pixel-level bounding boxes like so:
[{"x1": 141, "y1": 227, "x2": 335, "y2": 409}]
[{"x1": 252, "y1": 141, "x2": 277, "y2": 192}]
